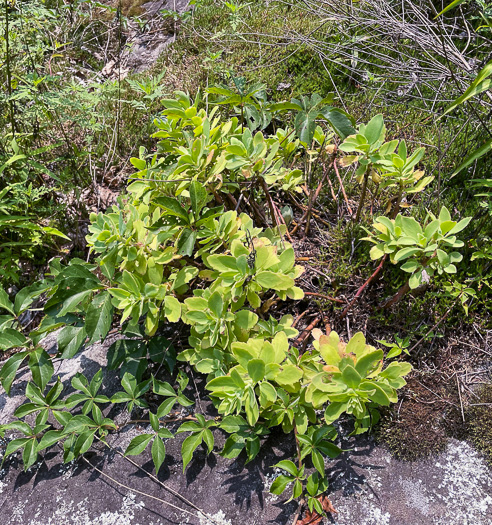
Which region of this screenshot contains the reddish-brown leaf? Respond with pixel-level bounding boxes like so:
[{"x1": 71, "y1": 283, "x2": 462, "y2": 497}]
[
  {"x1": 296, "y1": 496, "x2": 338, "y2": 525},
  {"x1": 298, "y1": 510, "x2": 323, "y2": 525},
  {"x1": 320, "y1": 495, "x2": 338, "y2": 514}
]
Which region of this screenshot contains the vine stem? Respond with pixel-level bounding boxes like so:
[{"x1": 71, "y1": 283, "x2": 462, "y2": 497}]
[
  {"x1": 354, "y1": 167, "x2": 370, "y2": 223},
  {"x1": 333, "y1": 160, "x2": 353, "y2": 215},
  {"x1": 291, "y1": 498, "x2": 305, "y2": 525},
  {"x1": 304, "y1": 291, "x2": 345, "y2": 304},
  {"x1": 338, "y1": 255, "x2": 387, "y2": 319},
  {"x1": 260, "y1": 176, "x2": 280, "y2": 232},
  {"x1": 291, "y1": 424, "x2": 305, "y2": 525},
  {"x1": 92, "y1": 435, "x2": 220, "y2": 524},
  {"x1": 79, "y1": 455, "x2": 204, "y2": 521}
]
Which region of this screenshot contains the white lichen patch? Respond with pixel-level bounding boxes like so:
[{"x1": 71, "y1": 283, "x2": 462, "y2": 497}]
[
  {"x1": 19, "y1": 491, "x2": 162, "y2": 525},
  {"x1": 432, "y1": 440, "x2": 492, "y2": 524},
  {"x1": 330, "y1": 439, "x2": 492, "y2": 525},
  {"x1": 198, "y1": 509, "x2": 233, "y2": 525}
]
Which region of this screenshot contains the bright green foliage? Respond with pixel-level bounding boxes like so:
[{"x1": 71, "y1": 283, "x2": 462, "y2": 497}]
[
  {"x1": 364, "y1": 207, "x2": 471, "y2": 288},
  {"x1": 128, "y1": 91, "x2": 304, "y2": 201},
  {"x1": 124, "y1": 411, "x2": 174, "y2": 473},
  {"x1": 0, "y1": 140, "x2": 70, "y2": 284},
  {"x1": 269, "y1": 93, "x2": 355, "y2": 144},
  {"x1": 376, "y1": 140, "x2": 433, "y2": 195},
  {"x1": 297, "y1": 425, "x2": 341, "y2": 477},
  {"x1": 377, "y1": 336, "x2": 411, "y2": 359},
  {"x1": 111, "y1": 373, "x2": 151, "y2": 413},
  {"x1": 207, "y1": 76, "x2": 271, "y2": 131},
  {"x1": 177, "y1": 414, "x2": 216, "y2": 471},
  {"x1": 207, "y1": 78, "x2": 355, "y2": 143},
  {"x1": 270, "y1": 460, "x2": 306, "y2": 502},
  {"x1": 340, "y1": 116, "x2": 431, "y2": 219},
  {"x1": 65, "y1": 371, "x2": 110, "y2": 418},
  {"x1": 443, "y1": 280, "x2": 477, "y2": 315},
  {"x1": 339, "y1": 114, "x2": 387, "y2": 179},
  {"x1": 206, "y1": 329, "x2": 410, "y2": 442},
  {"x1": 219, "y1": 415, "x2": 269, "y2": 464},
  {"x1": 305, "y1": 330, "x2": 411, "y2": 434},
  {"x1": 0, "y1": 92, "x2": 416, "y2": 513}
]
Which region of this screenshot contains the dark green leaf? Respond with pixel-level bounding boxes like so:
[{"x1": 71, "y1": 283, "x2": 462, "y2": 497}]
[
  {"x1": 0, "y1": 328, "x2": 28, "y2": 351},
  {"x1": 270, "y1": 474, "x2": 293, "y2": 495},
  {"x1": 151, "y1": 437, "x2": 166, "y2": 473},
  {"x1": 85, "y1": 292, "x2": 113, "y2": 344},
  {"x1": 28, "y1": 348, "x2": 53, "y2": 392},
  {"x1": 58, "y1": 326, "x2": 86, "y2": 359},
  {"x1": 0, "y1": 351, "x2": 28, "y2": 395},
  {"x1": 125, "y1": 434, "x2": 153, "y2": 456},
  {"x1": 181, "y1": 432, "x2": 203, "y2": 471}
]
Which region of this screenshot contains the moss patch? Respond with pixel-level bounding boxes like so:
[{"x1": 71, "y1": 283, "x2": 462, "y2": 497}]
[{"x1": 467, "y1": 384, "x2": 492, "y2": 464}]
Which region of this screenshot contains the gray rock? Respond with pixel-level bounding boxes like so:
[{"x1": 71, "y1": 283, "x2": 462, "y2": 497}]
[{"x1": 1, "y1": 338, "x2": 491, "y2": 524}]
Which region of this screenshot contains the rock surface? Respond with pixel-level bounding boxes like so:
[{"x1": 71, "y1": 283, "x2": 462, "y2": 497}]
[
  {"x1": 1, "y1": 338, "x2": 491, "y2": 524},
  {"x1": 122, "y1": 0, "x2": 190, "y2": 74}
]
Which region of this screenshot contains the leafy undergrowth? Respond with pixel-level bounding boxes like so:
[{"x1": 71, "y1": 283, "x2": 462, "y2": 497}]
[{"x1": 1, "y1": 1, "x2": 492, "y2": 524}]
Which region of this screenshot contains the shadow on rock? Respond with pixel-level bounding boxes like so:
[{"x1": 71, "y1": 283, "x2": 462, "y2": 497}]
[{"x1": 328, "y1": 435, "x2": 385, "y2": 498}]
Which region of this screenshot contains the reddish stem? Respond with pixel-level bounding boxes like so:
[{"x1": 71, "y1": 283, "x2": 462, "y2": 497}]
[{"x1": 338, "y1": 255, "x2": 387, "y2": 319}]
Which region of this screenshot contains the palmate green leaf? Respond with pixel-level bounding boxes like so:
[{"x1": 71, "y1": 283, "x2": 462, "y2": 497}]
[
  {"x1": 0, "y1": 328, "x2": 28, "y2": 350},
  {"x1": 74, "y1": 430, "x2": 96, "y2": 456},
  {"x1": 37, "y1": 430, "x2": 64, "y2": 452},
  {"x1": 0, "y1": 351, "x2": 28, "y2": 395},
  {"x1": 85, "y1": 292, "x2": 113, "y2": 345},
  {"x1": 270, "y1": 474, "x2": 293, "y2": 495},
  {"x1": 14, "y1": 402, "x2": 42, "y2": 418},
  {"x1": 57, "y1": 326, "x2": 86, "y2": 359},
  {"x1": 311, "y1": 449, "x2": 325, "y2": 476},
  {"x1": 22, "y1": 438, "x2": 38, "y2": 470},
  {"x1": 0, "y1": 288, "x2": 14, "y2": 315},
  {"x1": 125, "y1": 434, "x2": 154, "y2": 456},
  {"x1": 221, "y1": 433, "x2": 246, "y2": 459},
  {"x1": 202, "y1": 428, "x2": 214, "y2": 454},
  {"x1": 4, "y1": 437, "x2": 29, "y2": 459},
  {"x1": 153, "y1": 378, "x2": 176, "y2": 397},
  {"x1": 28, "y1": 347, "x2": 53, "y2": 392},
  {"x1": 275, "y1": 459, "x2": 299, "y2": 476},
  {"x1": 151, "y1": 437, "x2": 166, "y2": 473},
  {"x1": 181, "y1": 431, "x2": 203, "y2": 471}
]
